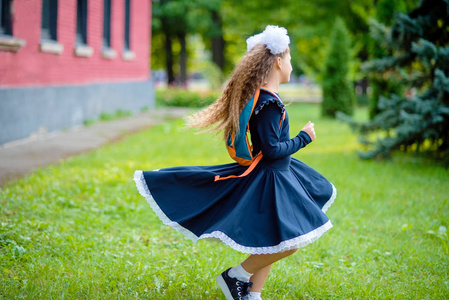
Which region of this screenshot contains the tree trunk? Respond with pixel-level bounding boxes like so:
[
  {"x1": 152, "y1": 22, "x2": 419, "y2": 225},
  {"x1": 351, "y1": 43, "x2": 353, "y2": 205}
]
[
  {"x1": 164, "y1": 33, "x2": 175, "y2": 85},
  {"x1": 211, "y1": 11, "x2": 225, "y2": 70},
  {"x1": 178, "y1": 33, "x2": 187, "y2": 86}
]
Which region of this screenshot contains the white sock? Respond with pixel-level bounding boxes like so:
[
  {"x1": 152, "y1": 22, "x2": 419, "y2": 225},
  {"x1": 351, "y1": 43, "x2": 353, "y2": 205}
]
[
  {"x1": 228, "y1": 264, "x2": 253, "y2": 282},
  {"x1": 248, "y1": 291, "x2": 262, "y2": 299}
]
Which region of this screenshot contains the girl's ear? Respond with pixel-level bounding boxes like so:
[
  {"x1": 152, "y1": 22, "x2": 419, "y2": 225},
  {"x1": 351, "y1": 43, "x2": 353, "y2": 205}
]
[{"x1": 276, "y1": 57, "x2": 282, "y2": 70}]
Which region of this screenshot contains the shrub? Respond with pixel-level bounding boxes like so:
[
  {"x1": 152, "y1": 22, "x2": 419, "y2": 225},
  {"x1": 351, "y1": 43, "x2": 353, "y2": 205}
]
[{"x1": 156, "y1": 88, "x2": 220, "y2": 108}]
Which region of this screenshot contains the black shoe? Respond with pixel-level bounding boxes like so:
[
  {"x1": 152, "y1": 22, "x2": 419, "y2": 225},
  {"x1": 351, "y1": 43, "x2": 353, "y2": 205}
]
[{"x1": 216, "y1": 268, "x2": 253, "y2": 300}]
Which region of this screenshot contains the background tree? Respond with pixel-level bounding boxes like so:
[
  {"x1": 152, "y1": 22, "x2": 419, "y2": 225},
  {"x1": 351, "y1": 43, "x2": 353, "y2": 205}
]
[
  {"x1": 321, "y1": 18, "x2": 355, "y2": 118},
  {"x1": 150, "y1": 0, "x2": 420, "y2": 92},
  {"x1": 367, "y1": 0, "x2": 414, "y2": 119},
  {"x1": 341, "y1": 0, "x2": 449, "y2": 162},
  {"x1": 210, "y1": 8, "x2": 225, "y2": 70},
  {"x1": 219, "y1": 0, "x2": 376, "y2": 84},
  {"x1": 151, "y1": 0, "x2": 226, "y2": 86},
  {"x1": 152, "y1": 0, "x2": 199, "y2": 85}
]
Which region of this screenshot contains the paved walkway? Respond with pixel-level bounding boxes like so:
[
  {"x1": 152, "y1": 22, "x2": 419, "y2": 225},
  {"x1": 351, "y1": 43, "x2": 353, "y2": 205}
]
[{"x1": 0, "y1": 107, "x2": 189, "y2": 188}]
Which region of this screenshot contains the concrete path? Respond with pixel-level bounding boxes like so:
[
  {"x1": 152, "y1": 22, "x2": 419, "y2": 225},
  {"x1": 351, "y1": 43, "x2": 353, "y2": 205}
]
[{"x1": 0, "y1": 107, "x2": 189, "y2": 188}]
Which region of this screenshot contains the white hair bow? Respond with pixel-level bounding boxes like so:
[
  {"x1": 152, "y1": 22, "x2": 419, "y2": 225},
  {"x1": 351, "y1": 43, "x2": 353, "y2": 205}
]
[{"x1": 246, "y1": 25, "x2": 290, "y2": 55}]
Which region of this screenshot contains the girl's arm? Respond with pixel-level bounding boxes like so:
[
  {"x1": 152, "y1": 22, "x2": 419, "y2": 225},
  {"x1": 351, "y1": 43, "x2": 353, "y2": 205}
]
[{"x1": 255, "y1": 102, "x2": 312, "y2": 160}]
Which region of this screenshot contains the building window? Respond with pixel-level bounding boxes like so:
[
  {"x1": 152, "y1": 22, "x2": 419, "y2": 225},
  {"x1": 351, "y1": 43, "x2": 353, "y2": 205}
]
[
  {"x1": 101, "y1": 0, "x2": 116, "y2": 59},
  {"x1": 41, "y1": 0, "x2": 58, "y2": 42},
  {"x1": 0, "y1": 0, "x2": 12, "y2": 36},
  {"x1": 122, "y1": 0, "x2": 134, "y2": 60},
  {"x1": 0, "y1": 0, "x2": 26, "y2": 52},
  {"x1": 76, "y1": 0, "x2": 87, "y2": 45},
  {"x1": 74, "y1": 0, "x2": 93, "y2": 57},
  {"x1": 103, "y1": 0, "x2": 111, "y2": 48},
  {"x1": 40, "y1": 0, "x2": 63, "y2": 54},
  {"x1": 124, "y1": 0, "x2": 130, "y2": 50}
]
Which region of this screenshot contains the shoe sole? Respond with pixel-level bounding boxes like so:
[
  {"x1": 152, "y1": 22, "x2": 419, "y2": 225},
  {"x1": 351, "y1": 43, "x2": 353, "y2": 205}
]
[{"x1": 216, "y1": 274, "x2": 235, "y2": 300}]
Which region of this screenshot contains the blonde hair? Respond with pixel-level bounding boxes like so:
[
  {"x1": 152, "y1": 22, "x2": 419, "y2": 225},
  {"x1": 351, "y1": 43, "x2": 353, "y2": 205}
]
[{"x1": 187, "y1": 44, "x2": 289, "y2": 140}]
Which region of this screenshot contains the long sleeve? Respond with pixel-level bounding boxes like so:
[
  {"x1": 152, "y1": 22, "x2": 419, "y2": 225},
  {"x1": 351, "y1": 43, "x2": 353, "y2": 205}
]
[{"x1": 254, "y1": 102, "x2": 312, "y2": 160}]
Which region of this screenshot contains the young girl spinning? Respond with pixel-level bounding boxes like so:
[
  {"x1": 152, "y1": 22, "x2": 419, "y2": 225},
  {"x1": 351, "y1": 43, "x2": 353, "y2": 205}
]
[{"x1": 134, "y1": 25, "x2": 336, "y2": 300}]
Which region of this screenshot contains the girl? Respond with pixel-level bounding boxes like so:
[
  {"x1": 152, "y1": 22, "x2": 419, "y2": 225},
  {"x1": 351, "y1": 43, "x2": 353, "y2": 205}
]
[{"x1": 134, "y1": 25, "x2": 336, "y2": 300}]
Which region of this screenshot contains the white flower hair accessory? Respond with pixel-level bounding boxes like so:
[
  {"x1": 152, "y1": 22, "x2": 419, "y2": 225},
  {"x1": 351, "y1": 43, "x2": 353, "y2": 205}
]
[{"x1": 246, "y1": 25, "x2": 290, "y2": 55}]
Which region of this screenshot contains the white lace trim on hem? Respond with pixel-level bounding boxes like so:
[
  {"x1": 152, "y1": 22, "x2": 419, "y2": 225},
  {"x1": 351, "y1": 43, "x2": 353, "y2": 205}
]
[
  {"x1": 134, "y1": 170, "x2": 335, "y2": 254},
  {"x1": 199, "y1": 221, "x2": 333, "y2": 254},
  {"x1": 322, "y1": 184, "x2": 337, "y2": 213},
  {"x1": 134, "y1": 170, "x2": 198, "y2": 242}
]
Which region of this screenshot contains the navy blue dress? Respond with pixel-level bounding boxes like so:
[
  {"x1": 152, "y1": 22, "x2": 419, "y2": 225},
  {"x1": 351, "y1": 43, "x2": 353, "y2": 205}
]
[{"x1": 134, "y1": 90, "x2": 336, "y2": 254}]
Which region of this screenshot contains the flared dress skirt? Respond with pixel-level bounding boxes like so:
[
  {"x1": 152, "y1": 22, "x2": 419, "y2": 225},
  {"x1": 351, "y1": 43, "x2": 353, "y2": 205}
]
[{"x1": 134, "y1": 155, "x2": 336, "y2": 255}]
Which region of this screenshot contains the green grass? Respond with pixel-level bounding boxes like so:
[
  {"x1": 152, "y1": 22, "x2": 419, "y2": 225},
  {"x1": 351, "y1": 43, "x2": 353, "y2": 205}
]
[
  {"x1": 1, "y1": 103, "x2": 448, "y2": 299},
  {"x1": 84, "y1": 109, "x2": 133, "y2": 126}
]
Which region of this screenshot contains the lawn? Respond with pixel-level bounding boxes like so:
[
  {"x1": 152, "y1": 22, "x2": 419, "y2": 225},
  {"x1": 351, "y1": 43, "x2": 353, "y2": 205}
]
[{"x1": 1, "y1": 103, "x2": 448, "y2": 299}]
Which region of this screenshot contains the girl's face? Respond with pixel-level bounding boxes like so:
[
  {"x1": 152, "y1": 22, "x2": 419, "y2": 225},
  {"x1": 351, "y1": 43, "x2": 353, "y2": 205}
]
[{"x1": 280, "y1": 52, "x2": 293, "y2": 84}]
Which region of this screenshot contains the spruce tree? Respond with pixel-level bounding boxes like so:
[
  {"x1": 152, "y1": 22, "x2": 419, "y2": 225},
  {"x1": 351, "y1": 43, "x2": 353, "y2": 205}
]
[
  {"x1": 368, "y1": 0, "x2": 408, "y2": 119},
  {"x1": 322, "y1": 18, "x2": 355, "y2": 118},
  {"x1": 341, "y1": 0, "x2": 449, "y2": 162}
]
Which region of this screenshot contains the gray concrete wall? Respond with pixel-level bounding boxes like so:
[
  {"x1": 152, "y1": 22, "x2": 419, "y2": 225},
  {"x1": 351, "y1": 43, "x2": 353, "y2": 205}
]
[{"x1": 0, "y1": 79, "x2": 155, "y2": 145}]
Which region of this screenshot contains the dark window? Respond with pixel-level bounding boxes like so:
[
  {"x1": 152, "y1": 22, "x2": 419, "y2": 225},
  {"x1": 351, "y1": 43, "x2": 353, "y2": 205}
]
[
  {"x1": 0, "y1": 0, "x2": 12, "y2": 36},
  {"x1": 76, "y1": 0, "x2": 87, "y2": 45},
  {"x1": 41, "y1": 0, "x2": 58, "y2": 41},
  {"x1": 124, "y1": 0, "x2": 130, "y2": 50},
  {"x1": 103, "y1": 0, "x2": 111, "y2": 48}
]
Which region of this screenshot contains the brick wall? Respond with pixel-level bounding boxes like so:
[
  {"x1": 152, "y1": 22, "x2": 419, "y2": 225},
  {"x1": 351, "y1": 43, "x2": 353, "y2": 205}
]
[{"x1": 0, "y1": 0, "x2": 151, "y2": 87}]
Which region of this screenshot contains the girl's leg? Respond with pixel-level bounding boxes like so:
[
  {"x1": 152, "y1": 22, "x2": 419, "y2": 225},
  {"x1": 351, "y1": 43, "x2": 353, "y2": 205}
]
[
  {"x1": 241, "y1": 248, "x2": 297, "y2": 274},
  {"x1": 241, "y1": 249, "x2": 298, "y2": 292},
  {"x1": 249, "y1": 264, "x2": 272, "y2": 292},
  {"x1": 217, "y1": 249, "x2": 298, "y2": 299}
]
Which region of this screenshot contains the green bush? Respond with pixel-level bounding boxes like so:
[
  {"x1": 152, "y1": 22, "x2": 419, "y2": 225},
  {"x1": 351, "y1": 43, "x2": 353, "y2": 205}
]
[{"x1": 156, "y1": 88, "x2": 220, "y2": 108}]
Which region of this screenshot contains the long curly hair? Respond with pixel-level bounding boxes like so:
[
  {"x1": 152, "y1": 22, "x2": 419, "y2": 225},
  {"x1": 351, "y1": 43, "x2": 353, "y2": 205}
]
[{"x1": 186, "y1": 44, "x2": 290, "y2": 140}]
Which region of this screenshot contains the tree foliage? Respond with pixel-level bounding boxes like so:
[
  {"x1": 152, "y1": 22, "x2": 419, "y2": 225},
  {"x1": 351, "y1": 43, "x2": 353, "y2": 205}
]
[
  {"x1": 151, "y1": 0, "x2": 381, "y2": 84},
  {"x1": 340, "y1": 0, "x2": 449, "y2": 162},
  {"x1": 219, "y1": 0, "x2": 375, "y2": 80},
  {"x1": 368, "y1": 0, "x2": 410, "y2": 119},
  {"x1": 151, "y1": 0, "x2": 221, "y2": 84},
  {"x1": 321, "y1": 18, "x2": 355, "y2": 118}
]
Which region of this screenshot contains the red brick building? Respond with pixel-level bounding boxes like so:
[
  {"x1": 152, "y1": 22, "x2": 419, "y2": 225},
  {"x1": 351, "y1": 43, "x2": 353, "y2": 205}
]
[{"x1": 0, "y1": 0, "x2": 153, "y2": 144}]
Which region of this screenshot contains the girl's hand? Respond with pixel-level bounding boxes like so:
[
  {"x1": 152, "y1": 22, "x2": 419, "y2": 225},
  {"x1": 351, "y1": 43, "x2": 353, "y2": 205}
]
[{"x1": 301, "y1": 121, "x2": 316, "y2": 141}]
